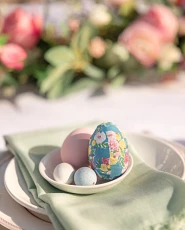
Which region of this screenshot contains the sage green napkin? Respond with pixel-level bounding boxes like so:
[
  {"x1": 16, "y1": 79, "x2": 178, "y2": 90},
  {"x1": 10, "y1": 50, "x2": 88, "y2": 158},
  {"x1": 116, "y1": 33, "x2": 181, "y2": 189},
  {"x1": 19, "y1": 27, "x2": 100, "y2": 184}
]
[{"x1": 4, "y1": 124, "x2": 185, "y2": 230}]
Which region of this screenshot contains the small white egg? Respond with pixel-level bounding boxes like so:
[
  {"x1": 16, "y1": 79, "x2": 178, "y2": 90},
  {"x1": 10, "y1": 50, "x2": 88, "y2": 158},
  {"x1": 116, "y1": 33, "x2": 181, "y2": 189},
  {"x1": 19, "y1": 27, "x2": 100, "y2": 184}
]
[
  {"x1": 74, "y1": 167, "x2": 97, "y2": 186},
  {"x1": 53, "y1": 163, "x2": 75, "y2": 184}
]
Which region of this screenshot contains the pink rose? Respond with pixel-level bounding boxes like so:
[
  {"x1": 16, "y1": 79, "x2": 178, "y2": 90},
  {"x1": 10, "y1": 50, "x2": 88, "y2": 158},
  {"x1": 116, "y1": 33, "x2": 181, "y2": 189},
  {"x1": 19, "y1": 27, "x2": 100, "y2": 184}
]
[
  {"x1": 102, "y1": 158, "x2": 110, "y2": 165},
  {"x1": 108, "y1": 139, "x2": 119, "y2": 151},
  {"x1": 119, "y1": 21, "x2": 161, "y2": 67},
  {"x1": 3, "y1": 8, "x2": 43, "y2": 49},
  {"x1": 178, "y1": 17, "x2": 185, "y2": 36},
  {"x1": 0, "y1": 43, "x2": 27, "y2": 70},
  {"x1": 124, "y1": 154, "x2": 129, "y2": 164},
  {"x1": 142, "y1": 5, "x2": 178, "y2": 43},
  {"x1": 174, "y1": 0, "x2": 185, "y2": 6}
]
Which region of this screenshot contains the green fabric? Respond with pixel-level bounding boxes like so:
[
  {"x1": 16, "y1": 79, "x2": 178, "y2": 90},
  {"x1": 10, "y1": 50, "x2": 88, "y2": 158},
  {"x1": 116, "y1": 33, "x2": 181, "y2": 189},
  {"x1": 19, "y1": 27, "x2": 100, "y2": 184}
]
[{"x1": 4, "y1": 123, "x2": 185, "y2": 230}]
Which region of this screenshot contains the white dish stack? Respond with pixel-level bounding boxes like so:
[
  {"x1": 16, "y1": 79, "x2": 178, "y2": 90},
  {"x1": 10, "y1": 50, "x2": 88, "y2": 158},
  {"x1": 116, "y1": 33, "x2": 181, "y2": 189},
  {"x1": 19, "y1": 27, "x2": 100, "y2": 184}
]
[{"x1": 1, "y1": 133, "x2": 185, "y2": 230}]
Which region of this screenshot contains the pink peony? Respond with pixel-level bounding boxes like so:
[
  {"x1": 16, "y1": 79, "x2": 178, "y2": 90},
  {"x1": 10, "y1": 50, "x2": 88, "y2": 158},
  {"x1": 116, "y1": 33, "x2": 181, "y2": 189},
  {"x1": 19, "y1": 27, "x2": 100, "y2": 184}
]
[
  {"x1": 119, "y1": 21, "x2": 162, "y2": 67},
  {"x1": 142, "y1": 5, "x2": 178, "y2": 43},
  {"x1": 0, "y1": 43, "x2": 27, "y2": 70},
  {"x1": 178, "y1": 17, "x2": 185, "y2": 35},
  {"x1": 3, "y1": 8, "x2": 42, "y2": 49},
  {"x1": 102, "y1": 158, "x2": 110, "y2": 165},
  {"x1": 108, "y1": 139, "x2": 119, "y2": 151}
]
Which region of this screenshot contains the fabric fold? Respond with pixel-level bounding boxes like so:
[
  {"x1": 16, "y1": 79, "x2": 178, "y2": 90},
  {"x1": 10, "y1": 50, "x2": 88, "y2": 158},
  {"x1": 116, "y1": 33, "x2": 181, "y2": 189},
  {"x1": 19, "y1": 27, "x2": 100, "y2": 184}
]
[{"x1": 4, "y1": 124, "x2": 185, "y2": 230}]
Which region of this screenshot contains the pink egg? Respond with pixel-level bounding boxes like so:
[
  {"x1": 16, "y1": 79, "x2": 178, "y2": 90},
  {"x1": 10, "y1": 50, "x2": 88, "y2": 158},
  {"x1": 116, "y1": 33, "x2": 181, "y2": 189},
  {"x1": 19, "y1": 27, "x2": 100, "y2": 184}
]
[{"x1": 60, "y1": 128, "x2": 93, "y2": 170}]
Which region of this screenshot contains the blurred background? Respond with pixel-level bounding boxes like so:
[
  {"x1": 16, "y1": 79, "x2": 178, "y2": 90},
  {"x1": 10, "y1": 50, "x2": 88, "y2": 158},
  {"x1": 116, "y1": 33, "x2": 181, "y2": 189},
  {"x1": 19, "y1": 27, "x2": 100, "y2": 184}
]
[{"x1": 0, "y1": 0, "x2": 185, "y2": 151}]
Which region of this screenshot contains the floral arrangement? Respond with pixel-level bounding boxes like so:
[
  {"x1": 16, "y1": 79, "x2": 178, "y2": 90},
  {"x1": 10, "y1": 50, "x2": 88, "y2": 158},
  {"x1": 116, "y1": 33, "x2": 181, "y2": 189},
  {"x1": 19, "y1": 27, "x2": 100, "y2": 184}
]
[{"x1": 0, "y1": 0, "x2": 185, "y2": 98}]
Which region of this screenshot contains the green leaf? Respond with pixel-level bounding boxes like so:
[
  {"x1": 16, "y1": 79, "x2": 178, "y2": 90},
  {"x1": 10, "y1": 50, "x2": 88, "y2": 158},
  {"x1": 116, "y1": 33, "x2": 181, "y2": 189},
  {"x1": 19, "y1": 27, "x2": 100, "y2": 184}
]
[
  {"x1": 111, "y1": 75, "x2": 126, "y2": 87},
  {"x1": 119, "y1": 0, "x2": 135, "y2": 17},
  {"x1": 48, "y1": 70, "x2": 75, "y2": 98},
  {"x1": 40, "y1": 63, "x2": 71, "y2": 93},
  {"x1": 181, "y1": 42, "x2": 185, "y2": 55},
  {"x1": 0, "y1": 34, "x2": 8, "y2": 45},
  {"x1": 107, "y1": 66, "x2": 121, "y2": 80},
  {"x1": 62, "y1": 70, "x2": 75, "y2": 93},
  {"x1": 84, "y1": 64, "x2": 105, "y2": 80},
  {"x1": 47, "y1": 81, "x2": 63, "y2": 99},
  {"x1": 71, "y1": 22, "x2": 94, "y2": 53},
  {"x1": 61, "y1": 22, "x2": 70, "y2": 38},
  {"x1": 2, "y1": 72, "x2": 18, "y2": 87},
  {"x1": 64, "y1": 78, "x2": 98, "y2": 95},
  {"x1": 44, "y1": 46, "x2": 75, "y2": 66}
]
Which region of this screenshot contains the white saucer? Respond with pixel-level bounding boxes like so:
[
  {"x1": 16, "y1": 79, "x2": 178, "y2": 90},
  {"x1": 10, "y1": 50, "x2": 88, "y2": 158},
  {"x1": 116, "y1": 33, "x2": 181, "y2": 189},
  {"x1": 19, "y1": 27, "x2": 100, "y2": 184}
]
[
  {"x1": 4, "y1": 159, "x2": 49, "y2": 222},
  {"x1": 0, "y1": 159, "x2": 54, "y2": 230}
]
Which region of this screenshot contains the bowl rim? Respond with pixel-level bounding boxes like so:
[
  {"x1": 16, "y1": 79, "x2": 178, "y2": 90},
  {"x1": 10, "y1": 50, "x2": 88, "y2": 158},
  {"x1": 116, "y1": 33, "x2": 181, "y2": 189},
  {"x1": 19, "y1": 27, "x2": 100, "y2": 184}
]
[
  {"x1": 126, "y1": 132, "x2": 185, "y2": 180},
  {"x1": 39, "y1": 151, "x2": 134, "y2": 190}
]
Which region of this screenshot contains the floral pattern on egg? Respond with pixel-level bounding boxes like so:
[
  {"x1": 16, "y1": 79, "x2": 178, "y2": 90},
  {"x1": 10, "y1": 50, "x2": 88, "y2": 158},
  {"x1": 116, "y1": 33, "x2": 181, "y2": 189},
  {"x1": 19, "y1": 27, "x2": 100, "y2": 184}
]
[{"x1": 88, "y1": 122, "x2": 129, "y2": 180}]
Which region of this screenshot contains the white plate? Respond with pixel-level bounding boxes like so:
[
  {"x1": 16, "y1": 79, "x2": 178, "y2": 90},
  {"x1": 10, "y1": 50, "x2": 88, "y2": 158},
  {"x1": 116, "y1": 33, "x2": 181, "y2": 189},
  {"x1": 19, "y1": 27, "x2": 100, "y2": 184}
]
[
  {"x1": 39, "y1": 150, "x2": 133, "y2": 195},
  {"x1": 4, "y1": 134, "x2": 185, "y2": 216},
  {"x1": 0, "y1": 159, "x2": 54, "y2": 230},
  {"x1": 4, "y1": 159, "x2": 48, "y2": 221}
]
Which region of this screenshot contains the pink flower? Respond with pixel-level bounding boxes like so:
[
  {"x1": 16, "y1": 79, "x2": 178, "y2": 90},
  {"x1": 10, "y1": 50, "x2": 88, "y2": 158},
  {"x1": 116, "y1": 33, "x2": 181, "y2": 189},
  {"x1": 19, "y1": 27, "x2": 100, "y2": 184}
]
[
  {"x1": 88, "y1": 37, "x2": 106, "y2": 59},
  {"x1": 102, "y1": 158, "x2": 110, "y2": 165},
  {"x1": 142, "y1": 5, "x2": 178, "y2": 43},
  {"x1": 119, "y1": 21, "x2": 161, "y2": 67},
  {"x1": 114, "y1": 151, "x2": 120, "y2": 158},
  {"x1": 178, "y1": 17, "x2": 185, "y2": 36},
  {"x1": 124, "y1": 154, "x2": 129, "y2": 164},
  {"x1": 174, "y1": 0, "x2": 185, "y2": 7},
  {"x1": 106, "y1": 131, "x2": 116, "y2": 140},
  {"x1": 108, "y1": 139, "x2": 119, "y2": 151},
  {"x1": 0, "y1": 43, "x2": 27, "y2": 70},
  {"x1": 68, "y1": 18, "x2": 80, "y2": 32},
  {"x1": 3, "y1": 8, "x2": 43, "y2": 49}
]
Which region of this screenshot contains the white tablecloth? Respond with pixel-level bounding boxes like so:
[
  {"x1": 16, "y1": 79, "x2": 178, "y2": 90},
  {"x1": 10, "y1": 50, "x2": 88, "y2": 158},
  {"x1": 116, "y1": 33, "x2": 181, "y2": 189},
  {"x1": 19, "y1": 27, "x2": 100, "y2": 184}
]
[{"x1": 1, "y1": 84, "x2": 185, "y2": 152}]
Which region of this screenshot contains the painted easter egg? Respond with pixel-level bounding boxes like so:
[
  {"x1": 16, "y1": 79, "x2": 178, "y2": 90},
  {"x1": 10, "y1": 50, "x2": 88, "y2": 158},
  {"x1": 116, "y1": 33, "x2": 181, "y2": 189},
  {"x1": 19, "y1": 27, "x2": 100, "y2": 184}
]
[
  {"x1": 60, "y1": 128, "x2": 93, "y2": 170},
  {"x1": 74, "y1": 167, "x2": 97, "y2": 186},
  {"x1": 88, "y1": 122, "x2": 129, "y2": 180},
  {"x1": 53, "y1": 163, "x2": 75, "y2": 184}
]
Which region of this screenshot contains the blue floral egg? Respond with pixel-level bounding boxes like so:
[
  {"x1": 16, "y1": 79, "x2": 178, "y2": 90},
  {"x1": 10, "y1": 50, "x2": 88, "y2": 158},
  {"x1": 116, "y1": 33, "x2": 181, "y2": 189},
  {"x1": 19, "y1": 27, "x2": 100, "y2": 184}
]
[{"x1": 88, "y1": 122, "x2": 129, "y2": 180}]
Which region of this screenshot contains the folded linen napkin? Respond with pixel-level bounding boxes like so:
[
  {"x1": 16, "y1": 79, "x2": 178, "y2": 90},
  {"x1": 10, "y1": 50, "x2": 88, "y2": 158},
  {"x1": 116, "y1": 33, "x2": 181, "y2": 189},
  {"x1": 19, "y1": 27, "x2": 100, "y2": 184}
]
[{"x1": 4, "y1": 124, "x2": 185, "y2": 230}]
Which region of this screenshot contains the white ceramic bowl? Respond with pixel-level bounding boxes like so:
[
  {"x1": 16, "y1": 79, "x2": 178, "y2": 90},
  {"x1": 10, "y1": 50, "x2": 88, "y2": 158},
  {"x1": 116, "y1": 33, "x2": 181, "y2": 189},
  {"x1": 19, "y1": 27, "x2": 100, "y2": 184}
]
[
  {"x1": 126, "y1": 133, "x2": 185, "y2": 180},
  {"x1": 39, "y1": 150, "x2": 134, "y2": 195}
]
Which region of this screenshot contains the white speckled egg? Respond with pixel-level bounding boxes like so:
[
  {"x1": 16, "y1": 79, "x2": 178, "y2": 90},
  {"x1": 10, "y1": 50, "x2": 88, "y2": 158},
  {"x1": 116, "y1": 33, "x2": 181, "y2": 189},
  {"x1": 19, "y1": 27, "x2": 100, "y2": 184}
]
[
  {"x1": 74, "y1": 167, "x2": 97, "y2": 186},
  {"x1": 53, "y1": 163, "x2": 75, "y2": 184}
]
